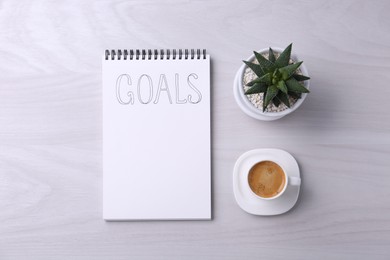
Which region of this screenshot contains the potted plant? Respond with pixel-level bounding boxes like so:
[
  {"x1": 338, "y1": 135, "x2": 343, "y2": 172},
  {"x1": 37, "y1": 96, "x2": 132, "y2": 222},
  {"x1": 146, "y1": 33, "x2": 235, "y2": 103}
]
[{"x1": 233, "y1": 44, "x2": 310, "y2": 121}]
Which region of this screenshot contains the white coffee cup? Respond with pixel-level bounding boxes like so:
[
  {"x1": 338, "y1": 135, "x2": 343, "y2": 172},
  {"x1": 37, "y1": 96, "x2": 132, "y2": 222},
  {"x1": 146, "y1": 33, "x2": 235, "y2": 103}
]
[{"x1": 247, "y1": 160, "x2": 301, "y2": 200}]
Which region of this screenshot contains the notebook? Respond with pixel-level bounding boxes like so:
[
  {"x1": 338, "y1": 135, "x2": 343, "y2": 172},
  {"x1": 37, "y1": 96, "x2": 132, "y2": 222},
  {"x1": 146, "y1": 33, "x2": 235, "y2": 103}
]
[{"x1": 102, "y1": 49, "x2": 211, "y2": 220}]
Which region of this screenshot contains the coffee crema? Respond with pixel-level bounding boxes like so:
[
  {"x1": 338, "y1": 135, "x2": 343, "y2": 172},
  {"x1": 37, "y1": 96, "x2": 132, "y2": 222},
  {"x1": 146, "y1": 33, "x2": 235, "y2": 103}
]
[{"x1": 248, "y1": 161, "x2": 286, "y2": 198}]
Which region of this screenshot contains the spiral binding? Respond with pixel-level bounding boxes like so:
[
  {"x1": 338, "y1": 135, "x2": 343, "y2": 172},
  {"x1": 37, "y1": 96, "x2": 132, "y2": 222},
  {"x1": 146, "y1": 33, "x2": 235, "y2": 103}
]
[{"x1": 105, "y1": 49, "x2": 207, "y2": 60}]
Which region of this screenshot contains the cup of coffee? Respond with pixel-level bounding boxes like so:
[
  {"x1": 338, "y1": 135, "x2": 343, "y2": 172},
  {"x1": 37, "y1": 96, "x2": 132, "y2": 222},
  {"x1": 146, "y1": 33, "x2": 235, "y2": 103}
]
[{"x1": 247, "y1": 160, "x2": 300, "y2": 200}]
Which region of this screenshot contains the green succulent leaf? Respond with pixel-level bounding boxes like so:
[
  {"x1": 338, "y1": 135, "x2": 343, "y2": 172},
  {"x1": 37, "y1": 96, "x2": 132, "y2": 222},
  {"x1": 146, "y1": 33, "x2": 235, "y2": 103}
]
[
  {"x1": 263, "y1": 85, "x2": 279, "y2": 111},
  {"x1": 276, "y1": 92, "x2": 290, "y2": 108},
  {"x1": 285, "y1": 78, "x2": 310, "y2": 93},
  {"x1": 288, "y1": 91, "x2": 302, "y2": 99},
  {"x1": 272, "y1": 96, "x2": 281, "y2": 107},
  {"x1": 246, "y1": 79, "x2": 257, "y2": 86},
  {"x1": 253, "y1": 51, "x2": 275, "y2": 73},
  {"x1": 275, "y1": 43, "x2": 292, "y2": 68},
  {"x1": 262, "y1": 90, "x2": 267, "y2": 111},
  {"x1": 293, "y1": 74, "x2": 310, "y2": 81},
  {"x1": 269, "y1": 48, "x2": 276, "y2": 63},
  {"x1": 247, "y1": 73, "x2": 272, "y2": 86},
  {"x1": 245, "y1": 83, "x2": 267, "y2": 95},
  {"x1": 243, "y1": 61, "x2": 264, "y2": 78},
  {"x1": 279, "y1": 61, "x2": 303, "y2": 80},
  {"x1": 277, "y1": 81, "x2": 288, "y2": 94}
]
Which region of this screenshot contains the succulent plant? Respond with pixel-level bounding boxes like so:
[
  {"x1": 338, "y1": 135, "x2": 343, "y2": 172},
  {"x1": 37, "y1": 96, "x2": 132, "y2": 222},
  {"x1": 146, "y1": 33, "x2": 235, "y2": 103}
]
[{"x1": 243, "y1": 43, "x2": 310, "y2": 112}]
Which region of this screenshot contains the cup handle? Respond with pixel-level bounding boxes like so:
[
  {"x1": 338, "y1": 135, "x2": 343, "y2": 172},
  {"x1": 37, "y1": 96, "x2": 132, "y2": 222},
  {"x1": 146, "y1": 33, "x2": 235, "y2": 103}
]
[{"x1": 289, "y1": 176, "x2": 301, "y2": 186}]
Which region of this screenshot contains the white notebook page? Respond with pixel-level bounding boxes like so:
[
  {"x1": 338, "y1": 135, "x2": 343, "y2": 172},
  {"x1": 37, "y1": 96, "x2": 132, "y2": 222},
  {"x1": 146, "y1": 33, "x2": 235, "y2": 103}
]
[{"x1": 103, "y1": 51, "x2": 211, "y2": 220}]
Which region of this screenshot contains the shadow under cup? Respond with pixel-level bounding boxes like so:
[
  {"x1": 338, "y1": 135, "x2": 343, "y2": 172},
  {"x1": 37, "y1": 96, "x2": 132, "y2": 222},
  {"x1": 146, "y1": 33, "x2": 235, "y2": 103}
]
[{"x1": 247, "y1": 160, "x2": 291, "y2": 200}]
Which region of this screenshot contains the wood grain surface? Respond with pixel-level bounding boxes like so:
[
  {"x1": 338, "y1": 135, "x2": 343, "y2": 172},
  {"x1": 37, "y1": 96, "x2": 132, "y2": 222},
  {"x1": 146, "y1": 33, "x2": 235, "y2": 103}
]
[{"x1": 1, "y1": 0, "x2": 390, "y2": 259}]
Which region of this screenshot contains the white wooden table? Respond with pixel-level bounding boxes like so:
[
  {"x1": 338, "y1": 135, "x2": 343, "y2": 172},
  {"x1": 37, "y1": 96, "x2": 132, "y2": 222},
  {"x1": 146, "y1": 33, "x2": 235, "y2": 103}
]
[{"x1": 1, "y1": 0, "x2": 390, "y2": 259}]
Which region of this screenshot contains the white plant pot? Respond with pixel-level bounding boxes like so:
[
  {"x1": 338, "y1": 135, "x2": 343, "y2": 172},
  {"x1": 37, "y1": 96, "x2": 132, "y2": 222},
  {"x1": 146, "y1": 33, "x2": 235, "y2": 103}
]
[{"x1": 233, "y1": 47, "x2": 310, "y2": 121}]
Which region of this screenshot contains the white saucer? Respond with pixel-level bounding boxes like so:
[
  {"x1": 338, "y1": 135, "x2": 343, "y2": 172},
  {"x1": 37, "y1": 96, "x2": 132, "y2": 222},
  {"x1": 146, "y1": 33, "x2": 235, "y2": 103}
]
[{"x1": 233, "y1": 149, "x2": 301, "y2": 216}]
